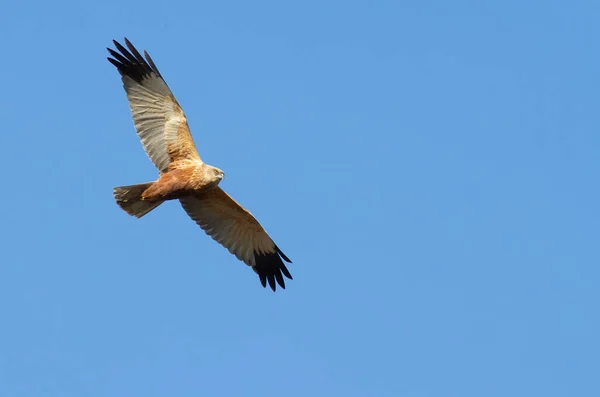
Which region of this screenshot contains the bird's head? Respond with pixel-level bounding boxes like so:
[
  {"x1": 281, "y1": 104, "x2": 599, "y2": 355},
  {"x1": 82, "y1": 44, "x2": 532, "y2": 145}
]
[{"x1": 209, "y1": 166, "x2": 225, "y2": 185}]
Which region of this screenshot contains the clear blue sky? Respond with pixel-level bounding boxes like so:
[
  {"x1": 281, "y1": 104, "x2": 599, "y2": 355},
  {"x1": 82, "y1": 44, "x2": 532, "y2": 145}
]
[{"x1": 1, "y1": 1, "x2": 599, "y2": 396}]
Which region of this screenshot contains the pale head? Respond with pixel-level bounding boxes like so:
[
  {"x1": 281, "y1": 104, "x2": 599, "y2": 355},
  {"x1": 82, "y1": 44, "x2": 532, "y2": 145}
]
[{"x1": 207, "y1": 165, "x2": 225, "y2": 185}]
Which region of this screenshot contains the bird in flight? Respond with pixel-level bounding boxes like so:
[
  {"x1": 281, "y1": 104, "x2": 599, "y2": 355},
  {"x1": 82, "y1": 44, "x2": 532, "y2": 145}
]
[{"x1": 107, "y1": 38, "x2": 293, "y2": 291}]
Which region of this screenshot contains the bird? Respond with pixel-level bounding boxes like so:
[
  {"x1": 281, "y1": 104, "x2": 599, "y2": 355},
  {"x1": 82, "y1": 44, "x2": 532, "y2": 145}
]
[{"x1": 107, "y1": 38, "x2": 293, "y2": 291}]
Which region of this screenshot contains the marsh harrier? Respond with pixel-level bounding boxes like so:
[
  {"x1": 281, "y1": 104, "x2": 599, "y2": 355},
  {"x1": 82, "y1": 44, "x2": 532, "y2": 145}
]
[{"x1": 107, "y1": 38, "x2": 293, "y2": 291}]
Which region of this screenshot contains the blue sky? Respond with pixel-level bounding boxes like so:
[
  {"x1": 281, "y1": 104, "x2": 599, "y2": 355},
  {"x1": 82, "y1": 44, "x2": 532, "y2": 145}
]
[{"x1": 1, "y1": 0, "x2": 599, "y2": 396}]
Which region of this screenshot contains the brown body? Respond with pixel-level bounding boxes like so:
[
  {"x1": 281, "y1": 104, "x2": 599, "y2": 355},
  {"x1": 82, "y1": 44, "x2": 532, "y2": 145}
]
[
  {"x1": 108, "y1": 38, "x2": 293, "y2": 291},
  {"x1": 142, "y1": 161, "x2": 222, "y2": 201}
]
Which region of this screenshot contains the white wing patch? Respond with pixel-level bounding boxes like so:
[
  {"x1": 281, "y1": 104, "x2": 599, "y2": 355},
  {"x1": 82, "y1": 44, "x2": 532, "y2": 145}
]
[{"x1": 124, "y1": 77, "x2": 189, "y2": 172}]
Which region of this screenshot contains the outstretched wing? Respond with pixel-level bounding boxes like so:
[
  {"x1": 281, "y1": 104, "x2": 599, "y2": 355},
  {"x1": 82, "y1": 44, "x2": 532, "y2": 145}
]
[
  {"x1": 179, "y1": 188, "x2": 293, "y2": 291},
  {"x1": 107, "y1": 38, "x2": 201, "y2": 172}
]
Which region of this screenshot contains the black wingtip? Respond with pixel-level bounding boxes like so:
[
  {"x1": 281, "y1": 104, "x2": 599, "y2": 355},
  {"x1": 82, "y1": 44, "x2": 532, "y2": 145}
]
[
  {"x1": 259, "y1": 274, "x2": 267, "y2": 289},
  {"x1": 267, "y1": 274, "x2": 276, "y2": 291},
  {"x1": 276, "y1": 245, "x2": 292, "y2": 263},
  {"x1": 106, "y1": 38, "x2": 162, "y2": 83},
  {"x1": 254, "y1": 250, "x2": 293, "y2": 292}
]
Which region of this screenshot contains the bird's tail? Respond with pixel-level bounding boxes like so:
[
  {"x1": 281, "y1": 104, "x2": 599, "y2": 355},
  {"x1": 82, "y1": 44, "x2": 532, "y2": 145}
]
[{"x1": 113, "y1": 182, "x2": 164, "y2": 218}]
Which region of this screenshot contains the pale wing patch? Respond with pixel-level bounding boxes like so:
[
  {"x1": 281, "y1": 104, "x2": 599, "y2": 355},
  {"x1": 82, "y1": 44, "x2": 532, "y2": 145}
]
[
  {"x1": 108, "y1": 39, "x2": 201, "y2": 172},
  {"x1": 124, "y1": 77, "x2": 199, "y2": 172}
]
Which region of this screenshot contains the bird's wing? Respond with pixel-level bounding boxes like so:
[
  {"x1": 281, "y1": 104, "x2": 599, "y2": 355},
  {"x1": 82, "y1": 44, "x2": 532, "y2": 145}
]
[
  {"x1": 179, "y1": 187, "x2": 293, "y2": 291},
  {"x1": 107, "y1": 38, "x2": 201, "y2": 172}
]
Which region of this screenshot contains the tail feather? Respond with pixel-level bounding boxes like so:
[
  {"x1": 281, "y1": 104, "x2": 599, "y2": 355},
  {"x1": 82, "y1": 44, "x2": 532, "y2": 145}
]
[{"x1": 113, "y1": 182, "x2": 164, "y2": 218}]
